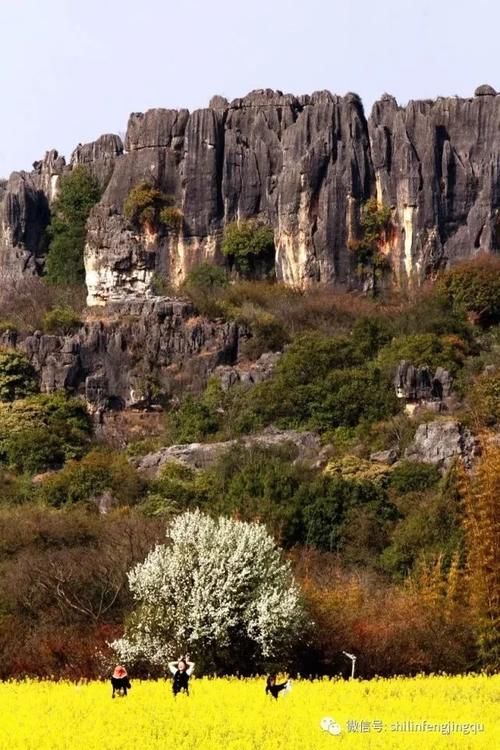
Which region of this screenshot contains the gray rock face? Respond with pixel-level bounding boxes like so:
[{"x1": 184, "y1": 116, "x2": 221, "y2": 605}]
[
  {"x1": 3, "y1": 297, "x2": 239, "y2": 411},
  {"x1": 84, "y1": 88, "x2": 374, "y2": 303},
  {"x1": 70, "y1": 134, "x2": 123, "y2": 188},
  {"x1": 405, "y1": 419, "x2": 480, "y2": 470},
  {"x1": 474, "y1": 84, "x2": 497, "y2": 97},
  {"x1": 0, "y1": 134, "x2": 122, "y2": 277},
  {"x1": 370, "y1": 94, "x2": 500, "y2": 284},
  {"x1": 135, "y1": 426, "x2": 325, "y2": 475},
  {"x1": 0, "y1": 148, "x2": 67, "y2": 274},
  {"x1": 85, "y1": 87, "x2": 500, "y2": 303},
  {"x1": 2, "y1": 88, "x2": 499, "y2": 298},
  {"x1": 394, "y1": 360, "x2": 452, "y2": 401},
  {"x1": 370, "y1": 449, "x2": 399, "y2": 465},
  {"x1": 214, "y1": 351, "x2": 282, "y2": 391}
]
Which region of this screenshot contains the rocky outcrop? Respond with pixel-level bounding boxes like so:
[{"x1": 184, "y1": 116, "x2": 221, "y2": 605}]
[
  {"x1": 135, "y1": 426, "x2": 326, "y2": 475},
  {"x1": 405, "y1": 419, "x2": 480, "y2": 470},
  {"x1": 2, "y1": 297, "x2": 239, "y2": 412},
  {"x1": 0, "y1": 135, "x2": 122, "y2": 277},
  {"x1": 214, "y1": 351, "x2": 281, "y2": 390},
  {"x1": 0, "y1": 150, "x2": 65, "y2": 274},
  {"x1": 84, "y1": 86, "x2": 500, "y2": 304},
  {"x1": 394, "y1": 360, "x2": 453, "y2": 402},
  {"x1": 1, "y1": 87, "x2": 499, "y2": 299},
  {"x1": 85, "y1": 89, "x2": 374, "y2": 303},
  {"x1": 70, "y1": 134, "x2": 123, "y2": 188},
  {"x1": 370, "y1": 91, "x2": 500, "y2": 284}
]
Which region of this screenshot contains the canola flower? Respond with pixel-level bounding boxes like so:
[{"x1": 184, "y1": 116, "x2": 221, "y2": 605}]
[{"x1": 0, "y1": 674, "x2": 498, "y2": 750}]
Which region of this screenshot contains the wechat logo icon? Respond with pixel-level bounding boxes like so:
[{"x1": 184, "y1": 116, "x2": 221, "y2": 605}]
[{"x1": 320, "y1": 717, "x2": 342, "y2": 736}]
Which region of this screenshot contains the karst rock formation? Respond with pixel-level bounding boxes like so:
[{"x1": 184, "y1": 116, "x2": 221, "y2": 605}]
[{"x1": 0, "y1": 86, "x2": 499, "y2": 305}]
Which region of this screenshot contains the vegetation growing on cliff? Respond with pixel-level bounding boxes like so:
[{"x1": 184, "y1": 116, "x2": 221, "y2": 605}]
[
  {"x1": 222, "y1": 220, "x2": 275, "y2": 278},
  {"x1": 349, "y1": 198, "x2": 393, "y2": 292},
  {"x1": 124, "y1": 182, "x2": 181, "y2": 233},
  {"x1": 45, "y1": 166, "x2": 101, "y2": 285}
]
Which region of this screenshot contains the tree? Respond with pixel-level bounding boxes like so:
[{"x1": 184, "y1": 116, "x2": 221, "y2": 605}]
[
  {"x1": 461, "y1": 445, "x2": 500, "y2": 669},
  {"x1": 0, "y1": 350, "x2": 38, "y2": 401},
  {"x1": 437, "y1": 256, "x2": 500, "y2": 327},
  {"x1": 349, "y1": 198, "x2": 392, "y2": 294},
  {"x1": 0, "y1": 393, "x2": 92, "y2": 472},
  {"x1": 45, "y1": 166, "x2": 101, "y2": 285},
  {"x1": 222, "y1": 220, "x2": 275, "y2": 278},
  {"x1": 113, "y1": 510, "x2": 304, "y2": 673}
]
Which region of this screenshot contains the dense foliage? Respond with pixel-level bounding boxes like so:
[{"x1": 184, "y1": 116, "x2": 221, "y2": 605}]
[
  {"x1": 0, "y1": 350, "x2": 38, "y2": 401},
  {"x1": 222, "y1": 220, "x2": 275, "y2": 278},
  {"x1": 0, "y1": 256, "x2": 499, "y2": 678},
  {"x1": 0, "y1": 393, "x2": 92, "y2": 473},
  {"x1": 45, "y1": 166, "x2": 101, "y2": 285}
]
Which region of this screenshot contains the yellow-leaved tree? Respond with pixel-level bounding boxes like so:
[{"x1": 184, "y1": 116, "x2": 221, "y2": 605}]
[{"x1": 461, "y1": 443, "x2": 500, "y2": 670}]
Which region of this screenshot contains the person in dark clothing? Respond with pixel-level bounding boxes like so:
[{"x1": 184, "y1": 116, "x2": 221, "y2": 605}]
[
  {"x1": 265, "y1": 674, "x2": 290, "y2": 699},
  {"x1": 169, "y1": 654, "x2": 195, "y2": 696},
  {"x1": 111, "y1": 665, "x2": 132, "y2": 698}
]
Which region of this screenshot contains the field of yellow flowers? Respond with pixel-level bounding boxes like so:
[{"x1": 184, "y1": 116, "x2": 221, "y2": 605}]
[{"x1": 0, "y1": 674, "x2": 497, "y2": 749}]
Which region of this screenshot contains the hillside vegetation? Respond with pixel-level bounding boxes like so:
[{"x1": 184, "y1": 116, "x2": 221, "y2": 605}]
[{"x1": 0, "y1": 257, "x2": 499, "y2": 678}]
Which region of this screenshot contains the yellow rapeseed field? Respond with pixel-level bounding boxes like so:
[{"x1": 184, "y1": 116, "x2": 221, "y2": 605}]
[{"x1": 0, "y1": 674, "x2": 497, "y2": 750}]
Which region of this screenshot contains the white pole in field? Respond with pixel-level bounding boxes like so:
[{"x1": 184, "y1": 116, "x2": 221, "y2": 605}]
[{"x1": 342, "y1": 651, "x2": 357, "y2": 679}]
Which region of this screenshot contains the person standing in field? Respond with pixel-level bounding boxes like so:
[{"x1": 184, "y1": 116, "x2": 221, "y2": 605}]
[
  {"x1": 169, "y1": 654, "x2": 195, "y2": 696},
  {"x1": 265, "y1": 674, "x2": 290, "y2": 699},
  {"x1": 111, "y1": 665, "x2": 132, "y2": 698}
]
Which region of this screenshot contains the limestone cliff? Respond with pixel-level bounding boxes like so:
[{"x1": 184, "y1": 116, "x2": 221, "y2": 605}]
[
  {"x1": 1, "y1": 86, "x2": 498, "y2": 302},
  {"x1": 1, "y1": 297, "x2": 239, "y2": 412}
]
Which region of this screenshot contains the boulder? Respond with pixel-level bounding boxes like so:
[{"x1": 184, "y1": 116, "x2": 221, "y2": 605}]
[
  {"x1": 394, "y1": 360, "x2": 452, "y2": 401},
  {"x1": 214, "y1": 351, "x2": 282, "y2": 391},
  {"x1": 405, "y1": 419, "x2": 479, "y2": 470},
  {"x1": 370, "y1": 448, "x2": 399, "y2": 465},
  {"x1": 135, "y1": 427, "x2": 325, "y2": 475}
]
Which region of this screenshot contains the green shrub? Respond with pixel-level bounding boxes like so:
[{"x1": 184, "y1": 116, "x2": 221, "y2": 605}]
[
  {"x1": 0, "y1": 393, "x2": 92, "y2": 473},
  {"x1": 40, "y1": 449, "x2": 145, "y2": 507},
  {"x1": 142, "y1": 462, "x2": 202, "y2": 517},
  {"x1": 324, "y1": 455, "x2": 391, "y2": 484},
  {"x1": 377, "y1": 333, "x2": 468, "y2": 376},
  {"x1": 0, "y1": 320, "x2": 17, "y2": 334},
  {"x1": 0, "y1": 350, "x2": 38, "y2": 402},
  {"x1": 222, "y1": 220, "x2": 275, "y2": 277},
  {"x1": 184, "y1": 264, "x2": 228, "y2": 293},
  {"x1": 380, "y1": 488, "x2": 463, "y2": 578},
  {"x1": 0, "y1": 470, "x2": 34, "y2": 505},
  {"x1": 42, "y1": 307, "x2": 82, "y2": 335},
  {"x1": 467, "y1": 371, "x2": 500, "y2": 427},
  {"x1": 300, "y1": 476, "x2": 399, "y2": 561},
  {"x1": 159, "y1": 206, "x2": 183, "y2": 232},
  {"x1": 349, "y1": 198, "x2": 392, "y2": 293},
  {"x1": 124, "y1": 183, "x2": 176, "y2": 230},
  {"x1": 237, "y1": 307, "x2": 288, "y2": 359},
  {"x1": 389, "y1": 461, "x2": 441, "y2": 494},
  {"x1": 4, "y1": 428, "x2": 67, "y2": 474},
  {"x1": 437, "y1": 256, "x2": 500, "y2": 327},
  {"x1": 45, "y1": 166, "x2": 101, "y2": 285},
  {"x1": 181, "y1": 264, "x2": 228, "y2": 317},
  {"x1": 169, "y1": 397, "x2": 220, "y2": 444}
]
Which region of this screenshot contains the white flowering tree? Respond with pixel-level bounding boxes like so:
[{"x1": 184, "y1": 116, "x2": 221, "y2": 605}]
[{"x1": 113, "y1": 509, "x2": 304, "y2": 672}]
